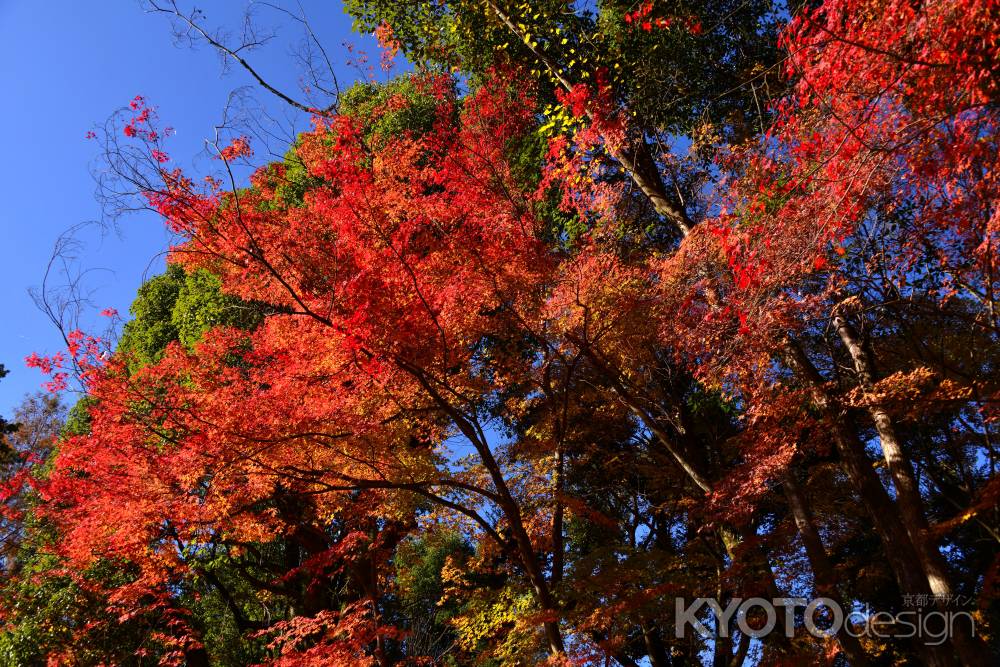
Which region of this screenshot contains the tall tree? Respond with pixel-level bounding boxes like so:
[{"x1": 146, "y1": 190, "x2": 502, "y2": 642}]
[{"x1": 14, "y1": 0, "x2": 999, "y2": 665}]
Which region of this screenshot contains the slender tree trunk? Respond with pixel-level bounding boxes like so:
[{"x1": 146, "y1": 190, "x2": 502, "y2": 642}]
[
  {"x1": 606, "y1": 141, "x2": 692, "y2": 236},
  {"x1": 712, "y1": 564, "x2": 734, "y2": 667},
  {"x1": 478, "y1": 466, "x2": 564, "y2": 655},
  {"x1": 575, "y1": 339, "x2": 797, "y2": 657},
  {"x1": 640, "y1": 616, "x2": 671, "y2": 667},
  {"x1": 834, "y1": 316, "x2": 990, "y2": 666},
  {"x1": 571, "y1": 340, "x2": 712, "y2": 492},
  {"x1": 730, "y1": 630, "x2": 751, "y2": 667},
  {"x1": 480, "y1": 456, "x2": 564, "y2": 655},
  {"x1": 783, "y1": 339, "x2": 959, "y2": 667},
  {"x1": 404, "y1": 364, "x2": 566, "y2": 656},
  {"x1": 551, "y1": 442, "x2": 565, "y2": 586},
  {"x1": 184, "y1": 646, "x2": 210, "y2": 667},
  {"x1": 613, "y1": 651, "x2": 642, "y2": 667},
  {"x1": 717, "y1": 524, "x2": 798, "y2": 661},
  {"x1": 834, "y1": 317, "x2": 953, "y2": 591},
  {"x1": 507, "y1": 508, "x2": 565, "y2": 655},
  {"x1": 485, "y1": 0, "x2": 692, "y2": 237},
  {"x1": 781, "y1": 470, "x2": 872, "y2": 666}
]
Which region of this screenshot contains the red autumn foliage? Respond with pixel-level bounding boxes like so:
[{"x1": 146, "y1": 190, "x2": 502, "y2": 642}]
[{"x1": 17, "y1": 0, "x2": 1000, "y2": 664}]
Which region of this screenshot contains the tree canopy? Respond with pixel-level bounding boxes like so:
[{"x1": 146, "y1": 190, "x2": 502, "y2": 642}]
[{"x1": 4, "y1": 0, "x2": 998, "y2": 665}]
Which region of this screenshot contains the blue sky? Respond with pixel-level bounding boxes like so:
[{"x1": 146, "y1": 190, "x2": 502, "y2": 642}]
[{"x1": 0, "y1": 1, "x2": 381, "y2": 415}]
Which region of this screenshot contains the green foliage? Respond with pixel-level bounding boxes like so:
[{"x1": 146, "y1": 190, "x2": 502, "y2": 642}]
[
  {"x1": 269, "y1": 74, "x2": 457, "y2": 208},
  {"x1": 594, "y1": 0, "x2": 785, "y2": 136},
  {"x1": 0, "y1": 536, "x2": 154, "y2": 666},
  {"x1": 505, "y1": 122, "x2": 585, "y2": 245},
  {"x1": 172, "y1": 268, "x2": 261, "y2": 349},
  {"x1": 396, "y1": 531, "x2": 468, "y2": 619},
  {"x1": 182, "y1": 559, "x2": 275, "y2": 667},
  {"x1": 117, "y1": 265, "x2": 183, "y2": 368},
  {"x1": 344, "y1": 0, "x2": 786, "y2": 137},
  {"x1": 0, "y1": 366, "x2": 19, "y2": 446},
  {"x1": 62, "y1": 396, "x2": 95, "y2": 438},
  {"x1": 341, "y1": 74, "x2": 456, "y2": 147},
  {"x1": 343, "y1": 0, "x2": 472, "y2": 70},
  {"x1": 272, "y1": 141, "x2": 323, "y2": 208},
  {"x1": 393, "y1": 532, "x2": 472, "y2": 663},
  {"x1": 118, "y1": 264, "x2": 264, "y2": 372}
]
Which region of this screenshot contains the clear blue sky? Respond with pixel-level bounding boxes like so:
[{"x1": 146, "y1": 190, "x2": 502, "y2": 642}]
[{"x1": 0, "y1": 1, "x2": 381, "y2": 415}]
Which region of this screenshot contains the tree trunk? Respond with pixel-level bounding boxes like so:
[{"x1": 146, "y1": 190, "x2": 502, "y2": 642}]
[
  {"x1": 551, "y1": 442, "x2": 565, "y2": 586},
  {"x1": 641, "y1": 616, "x2": 671, "y2": 667},
  {"x1": 782, "y1": 470, "x2": 871, "y2": 666},
  {"x1": 485, "y1": 0, "x2": 692, "y2": 237},
  {"x1": 783, "y1": 339, "x2": 959, "y2": 667},
  {"x1": 503, "y1": 501, "x2": 565, "y2": 655},
  {"x1": 405, "y1": 363, "x2": 566, "y2": 656},
  {"x1": 834, "y1": 316, "x2": 990, "y2": 666}
]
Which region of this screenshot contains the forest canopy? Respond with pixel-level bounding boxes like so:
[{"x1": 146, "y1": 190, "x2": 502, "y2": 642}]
[{"x1": 1, "y1": 0, "x2": 998, "y2": 665}]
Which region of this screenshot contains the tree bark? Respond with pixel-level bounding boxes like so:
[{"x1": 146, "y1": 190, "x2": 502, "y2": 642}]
[
  {"x1": 401, "y1": 362, "x2": 566, "y2": 656},
  {"x1": 551, "y1": 442, "x2": 565, "y2": 586},
  {"x1": 833, "y1": 316, "x2": 952, "y2": 594},
  {"x1": 641, "y1": 617, "x2": 671, "y2": 667},
  {"x1": 834, "y1": 315, "x2": 990, "y2": 666},
  {"x1": 781, "y1": 470, "x2": 871, "y2": 666},
  {"x1": 783, "y1": 339, "x2": 959, "y2": 667}
]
